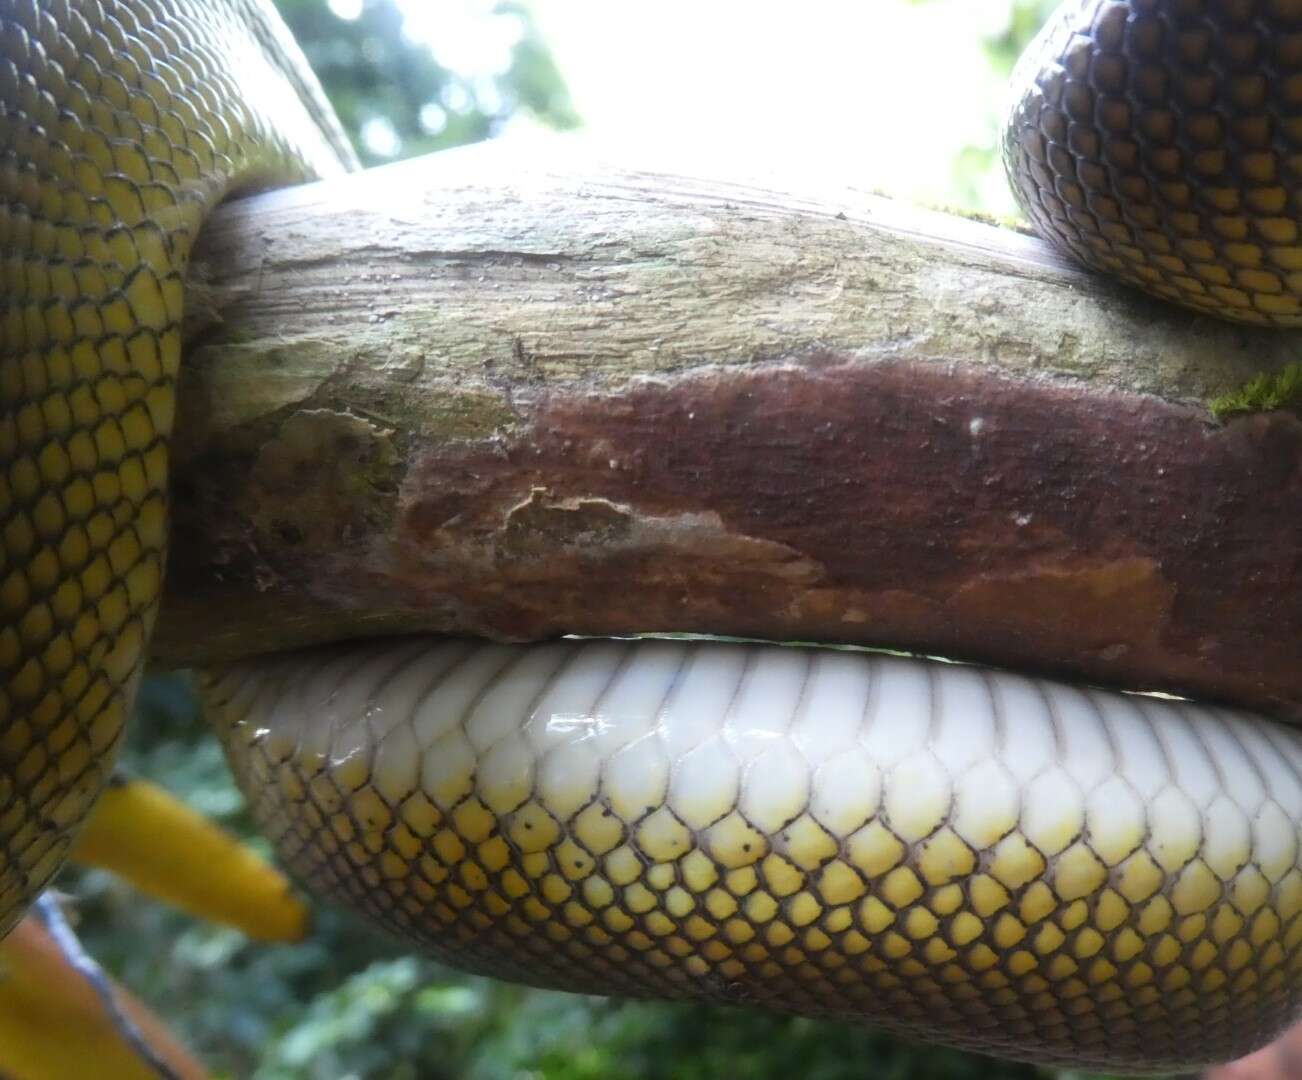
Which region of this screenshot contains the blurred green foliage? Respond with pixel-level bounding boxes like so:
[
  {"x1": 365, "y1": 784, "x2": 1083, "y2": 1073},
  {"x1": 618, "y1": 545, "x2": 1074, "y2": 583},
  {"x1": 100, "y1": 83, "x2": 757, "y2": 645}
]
[
  {"x1": 275, "y1": 0, "x2": 578, "y2": 166},
  {"x1": 977, "y1": 0, "x2": 1062, "y2": 71},
  {"x1": 908, "y1": 0, "x2": 1061, "y2": 210},
  {"x1": 59, "y1": 2, "x2": 1146, "y2": 1078}
]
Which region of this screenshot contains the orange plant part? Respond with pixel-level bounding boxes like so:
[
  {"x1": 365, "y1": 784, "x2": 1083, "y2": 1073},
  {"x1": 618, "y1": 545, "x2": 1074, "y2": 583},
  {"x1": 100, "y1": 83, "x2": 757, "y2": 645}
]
[{"x1": 0, "y1": 914, "x2": 207, "y2": 1080}]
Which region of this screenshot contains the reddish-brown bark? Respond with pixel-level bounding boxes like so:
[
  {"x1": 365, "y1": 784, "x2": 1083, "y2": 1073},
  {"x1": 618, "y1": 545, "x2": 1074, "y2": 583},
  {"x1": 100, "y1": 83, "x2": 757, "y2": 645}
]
[{"x1": 157, "y1": 149, "x2": 1302, "y2": 720}]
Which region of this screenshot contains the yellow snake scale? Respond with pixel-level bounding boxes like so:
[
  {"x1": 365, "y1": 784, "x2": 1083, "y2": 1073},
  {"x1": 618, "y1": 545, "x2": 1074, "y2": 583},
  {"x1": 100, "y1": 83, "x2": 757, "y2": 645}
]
[{"x1": 3, "y1": 0, "x2": 1301, "y2": 1073}]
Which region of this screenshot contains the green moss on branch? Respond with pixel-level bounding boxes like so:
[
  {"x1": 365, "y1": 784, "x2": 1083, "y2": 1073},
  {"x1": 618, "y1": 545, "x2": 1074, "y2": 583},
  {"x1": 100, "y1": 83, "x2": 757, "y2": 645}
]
[{"x1": 1209, "y1": 361, "x2": 1302, "y2": 419}]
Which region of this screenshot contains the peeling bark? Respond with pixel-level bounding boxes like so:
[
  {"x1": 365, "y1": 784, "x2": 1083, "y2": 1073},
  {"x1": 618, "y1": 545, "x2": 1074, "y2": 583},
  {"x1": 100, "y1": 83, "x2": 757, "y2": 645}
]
[{"x1": 159, "y1": 145, "x2": 1302, "y2": 721}]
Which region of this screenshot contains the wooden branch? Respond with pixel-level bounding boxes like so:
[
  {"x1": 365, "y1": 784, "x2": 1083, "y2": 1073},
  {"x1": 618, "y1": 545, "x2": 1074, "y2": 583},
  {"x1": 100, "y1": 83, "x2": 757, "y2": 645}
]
[{"x1": 159, "y1": 143, "x2": 1302, "y2": 721}]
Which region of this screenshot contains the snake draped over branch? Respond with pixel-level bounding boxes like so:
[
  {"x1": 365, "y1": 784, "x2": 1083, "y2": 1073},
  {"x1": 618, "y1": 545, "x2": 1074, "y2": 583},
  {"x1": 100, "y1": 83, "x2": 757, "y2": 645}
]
[{"x1": 2, "y1": 0, "x2": 1302, "y2": 1073}]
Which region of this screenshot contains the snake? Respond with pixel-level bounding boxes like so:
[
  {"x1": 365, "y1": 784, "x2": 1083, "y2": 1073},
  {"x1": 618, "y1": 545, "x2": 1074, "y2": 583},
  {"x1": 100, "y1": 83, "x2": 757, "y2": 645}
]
[{"x1": 1, "y1": 0, "x2": 1299, "y2": 1074}]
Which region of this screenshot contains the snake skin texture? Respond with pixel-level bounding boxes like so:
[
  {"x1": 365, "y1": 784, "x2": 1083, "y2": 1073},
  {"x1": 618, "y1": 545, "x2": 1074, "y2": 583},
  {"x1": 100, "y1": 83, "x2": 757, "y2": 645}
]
[
  {"x1": 0, "y1": 0, "x2": 350, "y2": 937},
  {"x1": 1004, "y1": 0, "x2": 1302, "y2": 325},
  {"x1": 5, "y1": 0, "x2": 1302, "y2": 1072},
  {"x1": 205, "y1": 638, "x2": 1302, "y2": 1073}
]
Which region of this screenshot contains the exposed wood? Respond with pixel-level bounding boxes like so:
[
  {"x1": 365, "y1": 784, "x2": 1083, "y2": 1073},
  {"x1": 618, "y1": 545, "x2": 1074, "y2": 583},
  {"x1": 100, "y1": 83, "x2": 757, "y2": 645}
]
[{"x1": 158, "y1": 144, "x2": 1302, "y2": 721}]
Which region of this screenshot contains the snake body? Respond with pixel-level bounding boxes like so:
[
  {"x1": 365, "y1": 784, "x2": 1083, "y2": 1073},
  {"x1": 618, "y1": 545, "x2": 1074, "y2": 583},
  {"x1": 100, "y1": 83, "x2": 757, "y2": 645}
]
[
  {"x1": 207, "y1": 638, "x2": 1302, "y2": 1072},
  {"x1": 1004, "y1": 0, "x2": 1302, "y2": 326},
  {"x1": 2, "y1": 0, "x2": 1300, "y2": 1073},
  {"x1": 0, "y1": 0, "x2": 350, "y2": 937}
]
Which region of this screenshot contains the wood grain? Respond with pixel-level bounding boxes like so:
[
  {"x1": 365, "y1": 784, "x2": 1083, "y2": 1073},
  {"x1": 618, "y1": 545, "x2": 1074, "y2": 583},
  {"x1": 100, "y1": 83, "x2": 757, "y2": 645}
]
[{"x1": 159, "y1": 144, "x2": 1302, "y2": 720}]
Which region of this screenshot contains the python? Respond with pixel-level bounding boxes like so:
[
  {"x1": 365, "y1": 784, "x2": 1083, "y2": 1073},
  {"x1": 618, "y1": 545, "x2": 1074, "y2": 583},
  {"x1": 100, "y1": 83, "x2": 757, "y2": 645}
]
[{"x1": 2, "y1": 1, "x2": 1299, "y2": 1073}]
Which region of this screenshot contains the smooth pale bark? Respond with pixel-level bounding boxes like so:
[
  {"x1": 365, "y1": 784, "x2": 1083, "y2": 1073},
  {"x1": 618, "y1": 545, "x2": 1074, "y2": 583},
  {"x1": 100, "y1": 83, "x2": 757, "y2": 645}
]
[{"x1": 158, "y1": 144, "x2": 1302, "y2": 720}]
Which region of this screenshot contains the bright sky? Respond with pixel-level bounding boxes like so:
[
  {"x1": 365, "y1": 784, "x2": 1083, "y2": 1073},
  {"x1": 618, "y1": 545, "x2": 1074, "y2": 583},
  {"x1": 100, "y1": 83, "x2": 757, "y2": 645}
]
[
  {"x1": 528, "y1": 1, "x2": 1021, "y2": 214},
  {"x1": 341, "y1": 0, "x2": 1024, "y2": 215}
]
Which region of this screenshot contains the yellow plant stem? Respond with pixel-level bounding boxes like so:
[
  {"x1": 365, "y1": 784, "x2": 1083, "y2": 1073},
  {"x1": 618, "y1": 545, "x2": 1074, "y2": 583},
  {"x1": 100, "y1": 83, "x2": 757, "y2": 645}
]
[{"x1": 70, "y1": 778, "x2": 309, "y2": 942}]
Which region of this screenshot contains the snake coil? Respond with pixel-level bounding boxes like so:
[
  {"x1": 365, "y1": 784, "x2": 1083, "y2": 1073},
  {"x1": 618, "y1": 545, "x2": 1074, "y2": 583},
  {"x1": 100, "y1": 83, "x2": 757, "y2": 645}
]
[{"x1": 2, "y1": 1, "x2": 1300, "y2": 1073}]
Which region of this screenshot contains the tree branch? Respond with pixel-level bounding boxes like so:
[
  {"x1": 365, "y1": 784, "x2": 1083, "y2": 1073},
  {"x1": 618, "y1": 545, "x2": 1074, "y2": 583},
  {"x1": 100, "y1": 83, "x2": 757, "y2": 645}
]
[{"x1": 159, "y1": 144, "x2": 1302, "y2": 721}]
